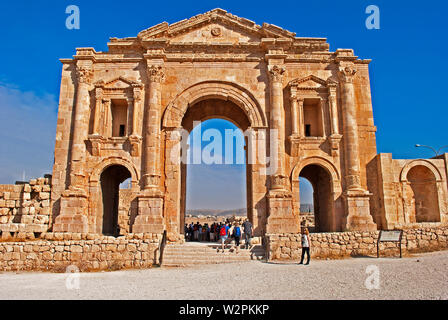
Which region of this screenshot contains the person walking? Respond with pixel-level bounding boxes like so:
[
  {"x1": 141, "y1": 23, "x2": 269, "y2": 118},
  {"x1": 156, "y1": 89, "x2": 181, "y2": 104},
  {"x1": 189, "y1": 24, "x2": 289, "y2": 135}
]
[
  {"x1": 299, "y1": 227, "x2": 311, "y2": 265},
  {"x1": 242, "y1": 218, "x2": 253, "y2": 249},
  {"x1": 233, "y1": 222, "x2": 242, "y2": 254},
  {"x1": 219, "y1": 222, "x2": 230, "y2": 253}
]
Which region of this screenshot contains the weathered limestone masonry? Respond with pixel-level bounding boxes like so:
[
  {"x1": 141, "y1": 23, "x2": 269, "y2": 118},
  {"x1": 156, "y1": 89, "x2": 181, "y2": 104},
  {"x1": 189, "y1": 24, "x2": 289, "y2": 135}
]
[
  {"x1": 0, "y1": 234, "x2": 161, "y2": 272},
  {"x1": 0, "y1": 177, "x2": 51, "y2": 239},
  {"x1": 48, "y1": 8, "x2": 448, "y2": 241},
  {"x1": 266, "y1": 227, "x2": 448, "y2": 260},
  {"x1": 0, "y1": 9, "x2": 447, "y2": 268}
]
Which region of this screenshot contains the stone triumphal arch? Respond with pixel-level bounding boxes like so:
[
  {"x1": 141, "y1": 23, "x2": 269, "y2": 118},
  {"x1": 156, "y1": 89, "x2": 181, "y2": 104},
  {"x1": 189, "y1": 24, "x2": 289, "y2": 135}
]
[{"x1": 50, "y1": 9, "x2": 448, "y2": 241}]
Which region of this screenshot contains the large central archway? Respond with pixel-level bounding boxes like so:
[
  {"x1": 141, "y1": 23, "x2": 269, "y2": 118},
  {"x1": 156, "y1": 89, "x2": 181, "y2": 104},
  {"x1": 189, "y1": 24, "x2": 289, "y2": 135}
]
[
  {"x1": 162, "y1": 82, "x2": 268, "y2": 238},
  {"x1": 181, "y1": 99, "x2": 251, "y2": 234}
]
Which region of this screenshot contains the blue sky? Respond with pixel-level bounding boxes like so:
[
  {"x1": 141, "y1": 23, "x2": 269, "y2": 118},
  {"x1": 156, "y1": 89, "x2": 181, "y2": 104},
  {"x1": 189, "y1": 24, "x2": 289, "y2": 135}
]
[{"x1": 0, "y1": 1, "x2": 447, "y2": 209}]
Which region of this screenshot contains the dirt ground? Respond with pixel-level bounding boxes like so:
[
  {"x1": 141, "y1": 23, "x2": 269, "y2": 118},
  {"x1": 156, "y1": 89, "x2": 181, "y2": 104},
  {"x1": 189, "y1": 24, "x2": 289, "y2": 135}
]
[{"x1": 0, "y1": 250, "x2": 447, "y2": 300}]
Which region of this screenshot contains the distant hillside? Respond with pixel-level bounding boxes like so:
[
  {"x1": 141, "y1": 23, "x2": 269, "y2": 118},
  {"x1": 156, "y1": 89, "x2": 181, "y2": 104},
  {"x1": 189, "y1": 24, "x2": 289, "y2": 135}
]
[
  {"x1": 186, "y1": 204, "x2": 313, "y2": 217},
  {"x1": 186, "y1": 208, "x2": 246, "y2": 217},
  {"x1": 300, "y1": 203, "x2": 313, "y2": 213}
]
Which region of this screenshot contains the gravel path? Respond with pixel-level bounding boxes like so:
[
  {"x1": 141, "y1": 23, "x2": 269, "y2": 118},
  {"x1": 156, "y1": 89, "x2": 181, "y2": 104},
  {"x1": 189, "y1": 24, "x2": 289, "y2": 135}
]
[{"x1": 1, "y1": 250, "x2": 447, "y2": 300}]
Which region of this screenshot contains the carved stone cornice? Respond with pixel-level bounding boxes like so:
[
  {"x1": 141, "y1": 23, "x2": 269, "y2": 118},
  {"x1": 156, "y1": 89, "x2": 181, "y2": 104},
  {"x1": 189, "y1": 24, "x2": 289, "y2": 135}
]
[
  {"x1": 268, "y1": 65, "x2": 285, "y2": 83},
  {"x1": 147, "y1": 65, "x2": 165, "y2": 83},
  {"x1": 338, "y1": 66, "x2": 357, "y2": 83}
]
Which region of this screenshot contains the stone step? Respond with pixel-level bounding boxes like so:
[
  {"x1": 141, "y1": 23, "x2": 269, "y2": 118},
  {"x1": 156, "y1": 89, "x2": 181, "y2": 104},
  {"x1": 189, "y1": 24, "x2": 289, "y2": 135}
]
[
  {"x1": 160, "y1": 243, "x2": 265, "y2": 267},
  {"x1": 163, "y1": 248, "x2": 264, "y2": 254},
  {"x1": 163, "y1": 254, "x2": 263, "y2": 260},
  {"x1": 162, "y1": 257, "x2": 263, "y2": 266},
  {"x1": 163, "y1": 251, "x2": 264, "y2": 258},
  {"x1": 164, "y1": 244, "x2": 264, "y2": 250}
]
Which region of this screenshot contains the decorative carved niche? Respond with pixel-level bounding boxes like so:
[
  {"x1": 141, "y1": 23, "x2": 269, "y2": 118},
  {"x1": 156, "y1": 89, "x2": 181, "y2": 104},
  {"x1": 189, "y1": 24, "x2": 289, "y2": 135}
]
[
  {"x1": 88, "y1": 77, "x2": 144, "y2": 157},
  {"x1": 288, "y1": 75, "x2": 341, "y2": 157}
]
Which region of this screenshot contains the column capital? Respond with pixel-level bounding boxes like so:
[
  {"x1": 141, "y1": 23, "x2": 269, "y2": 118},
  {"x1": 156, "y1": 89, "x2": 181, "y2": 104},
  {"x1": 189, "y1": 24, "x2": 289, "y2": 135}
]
[
  {"x1": 338, "y1": 66, "x2": 357, "y2": 83},
  {"x1": 133, "y1": 86, "x2": 143, "y2": 101},
  {"x1": 268, "y1": 65, "x2": 285, "y2": 83},
  {"x1": 95, "y1": 87, "x2": 103, "y2": 99},
  {"x1": 327, "y1": 80, "x2": 338, "y2": 93},
  {"x1": 76, "y1": 66, "x2": 93, "y2": 84},
  {"x1": 147, "y1": 64, "x2": 165, "y2": 83},
  {"x1": 289, "y1": 93, "x2": 297, "y2": 103}
]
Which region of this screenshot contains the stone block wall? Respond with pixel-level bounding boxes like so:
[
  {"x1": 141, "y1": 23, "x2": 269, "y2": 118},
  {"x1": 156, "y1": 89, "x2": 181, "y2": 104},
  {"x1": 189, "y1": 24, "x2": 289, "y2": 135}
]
[
  {"x1": 0, "y1": 176, "x2": 52, "y2": 238},
  {"x1": 266, "y1": 227, "x2": 448, "y2": 260},
  {"x1": 0, "y1": 233, "x2": 161, "y2": 271}
]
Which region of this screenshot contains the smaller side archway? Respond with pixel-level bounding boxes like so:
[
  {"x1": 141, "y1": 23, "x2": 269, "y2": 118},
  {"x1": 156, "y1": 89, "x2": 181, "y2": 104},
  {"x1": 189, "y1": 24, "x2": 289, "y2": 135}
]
[
  {"x1": 88, "y1": 157, "x2": 140, "y2": 235},
  {"x1": 404, "y1": 164, "x2": 441, "y2": 223},
  {"x1": 291, "y1": 157, "x2": 342, "y2": 232},
  {"x1": 100, "y1": 165, "x2": 132, "y2": 236}
]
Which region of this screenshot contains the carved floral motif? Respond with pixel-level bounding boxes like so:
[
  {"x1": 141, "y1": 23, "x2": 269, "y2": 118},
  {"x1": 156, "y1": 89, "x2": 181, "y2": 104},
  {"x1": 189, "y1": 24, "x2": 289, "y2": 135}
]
[
  {"x1": 338, "y1": 66, "x2": 357, "y2": 83},
  {"x1": 147, "y1": 65, "x2": 165, "y2": 83},
  {"x1": 268, "y1": 65, "x2": 285, "y2": 83},
  {"x1": 76, "y1": 67, "x2": 93, "y2": 84}
]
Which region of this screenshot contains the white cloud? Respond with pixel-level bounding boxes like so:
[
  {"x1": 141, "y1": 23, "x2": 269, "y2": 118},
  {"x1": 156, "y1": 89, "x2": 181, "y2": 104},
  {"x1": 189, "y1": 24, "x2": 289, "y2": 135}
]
[{"x1": 0, "y1": 84, "x2": 57, "y2": 183}]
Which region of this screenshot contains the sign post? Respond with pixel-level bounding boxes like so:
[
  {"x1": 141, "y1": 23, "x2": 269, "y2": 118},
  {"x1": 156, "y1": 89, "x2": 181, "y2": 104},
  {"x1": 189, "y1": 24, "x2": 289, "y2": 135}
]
[{"x1": 377, "y1": 230, "x2": 403, "y2": 258}]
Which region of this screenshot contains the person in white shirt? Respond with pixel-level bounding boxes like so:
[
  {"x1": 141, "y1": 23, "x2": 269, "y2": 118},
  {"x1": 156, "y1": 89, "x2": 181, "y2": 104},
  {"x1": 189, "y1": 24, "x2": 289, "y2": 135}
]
[{"x1": 298, "y1": 227, "x2": 311, "y2": 265}]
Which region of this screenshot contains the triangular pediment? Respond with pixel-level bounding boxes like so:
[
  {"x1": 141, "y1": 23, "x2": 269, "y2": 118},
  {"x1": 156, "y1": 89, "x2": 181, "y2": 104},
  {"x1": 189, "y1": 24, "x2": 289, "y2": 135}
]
[
  {"x1": 137, "y1": 8, "x2": 296, "y2": 43},
  {"x1": 95, "y1": 77, "x2": 141, "y2": 89},
  {"x1": 289, "y1": 75, "x2": 328, "y2": 89}
]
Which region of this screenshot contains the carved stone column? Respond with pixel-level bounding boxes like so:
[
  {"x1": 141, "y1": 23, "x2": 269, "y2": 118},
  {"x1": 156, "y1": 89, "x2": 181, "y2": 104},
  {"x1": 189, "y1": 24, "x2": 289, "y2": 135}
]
[
  {"x1": 328, "y1": 82, "x2": 339, "y2": 135},
  {"x1": 266, "y1": 65, "x2": 298, "y2": 234},
  {"x1": 129, "y1": 86, "x2": 143, "y2": 157},
  {"x1": 290, "y1": 95, "x2": 299, "y2": 136},
  {"x1": 327, "y1": 82, "x2": 342, "y2": 157},
  {"x1": 133, "y1": 63, "x2": 165, "y2": 234},
  {"x1": 164, "y1": 128, "x2": 183, "y2": 241},
  {"x1": 68, "y1": 65, "x2": 93, "y2": 191},
  {"x1": 131, "y1": 85, "x2": 142, "y2": 136},
  {"x1": 268, "y1": 65, "x2": 288, "y2": 190},
  {"x1": 142, "y1": 64, "x2": 165, "y2": 191},
  {"x1": 92, "y1": 87, "x2": 103, "y2": 135},
  {"x1": 104, "y1": 99, "x2": 112, "y2": 137},
  {"x1": 339, "y1": 65, "x2": 376, "y2": 231},
  {"x1": 339, "y1": 66, "x2": 363, "y2": 190},
  {"x1": 53, "y1": 63, "x2": 92, "y2": 233},
  {"x1": 298, "y1": 98, "x2": 305, "y2": 137}
]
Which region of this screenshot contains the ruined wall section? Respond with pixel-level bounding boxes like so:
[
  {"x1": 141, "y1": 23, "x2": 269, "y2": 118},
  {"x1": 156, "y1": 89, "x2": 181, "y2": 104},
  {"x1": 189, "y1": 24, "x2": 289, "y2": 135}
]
[
  {"x1": 0, "y1": 177, "x2": 52, "y2": 238},
  {"x1": 372, "y1": 153, "x2": 448, "y2": 230},
  {"x1": 266, "y1": 227, "x2": 448, "y2": 260}
]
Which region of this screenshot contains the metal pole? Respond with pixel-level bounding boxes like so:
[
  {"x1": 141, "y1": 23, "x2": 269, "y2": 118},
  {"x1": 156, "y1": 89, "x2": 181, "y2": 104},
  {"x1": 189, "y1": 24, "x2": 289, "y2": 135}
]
[{"x1": 415, "y1": 144, "x2": 438, "y2": 157}]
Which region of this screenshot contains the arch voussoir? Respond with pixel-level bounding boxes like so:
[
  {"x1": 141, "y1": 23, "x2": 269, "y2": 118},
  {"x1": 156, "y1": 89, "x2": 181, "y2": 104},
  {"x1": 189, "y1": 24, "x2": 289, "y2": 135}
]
[{"x1": 162, "y1": 81, "x2": 267, "y2": 129}]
